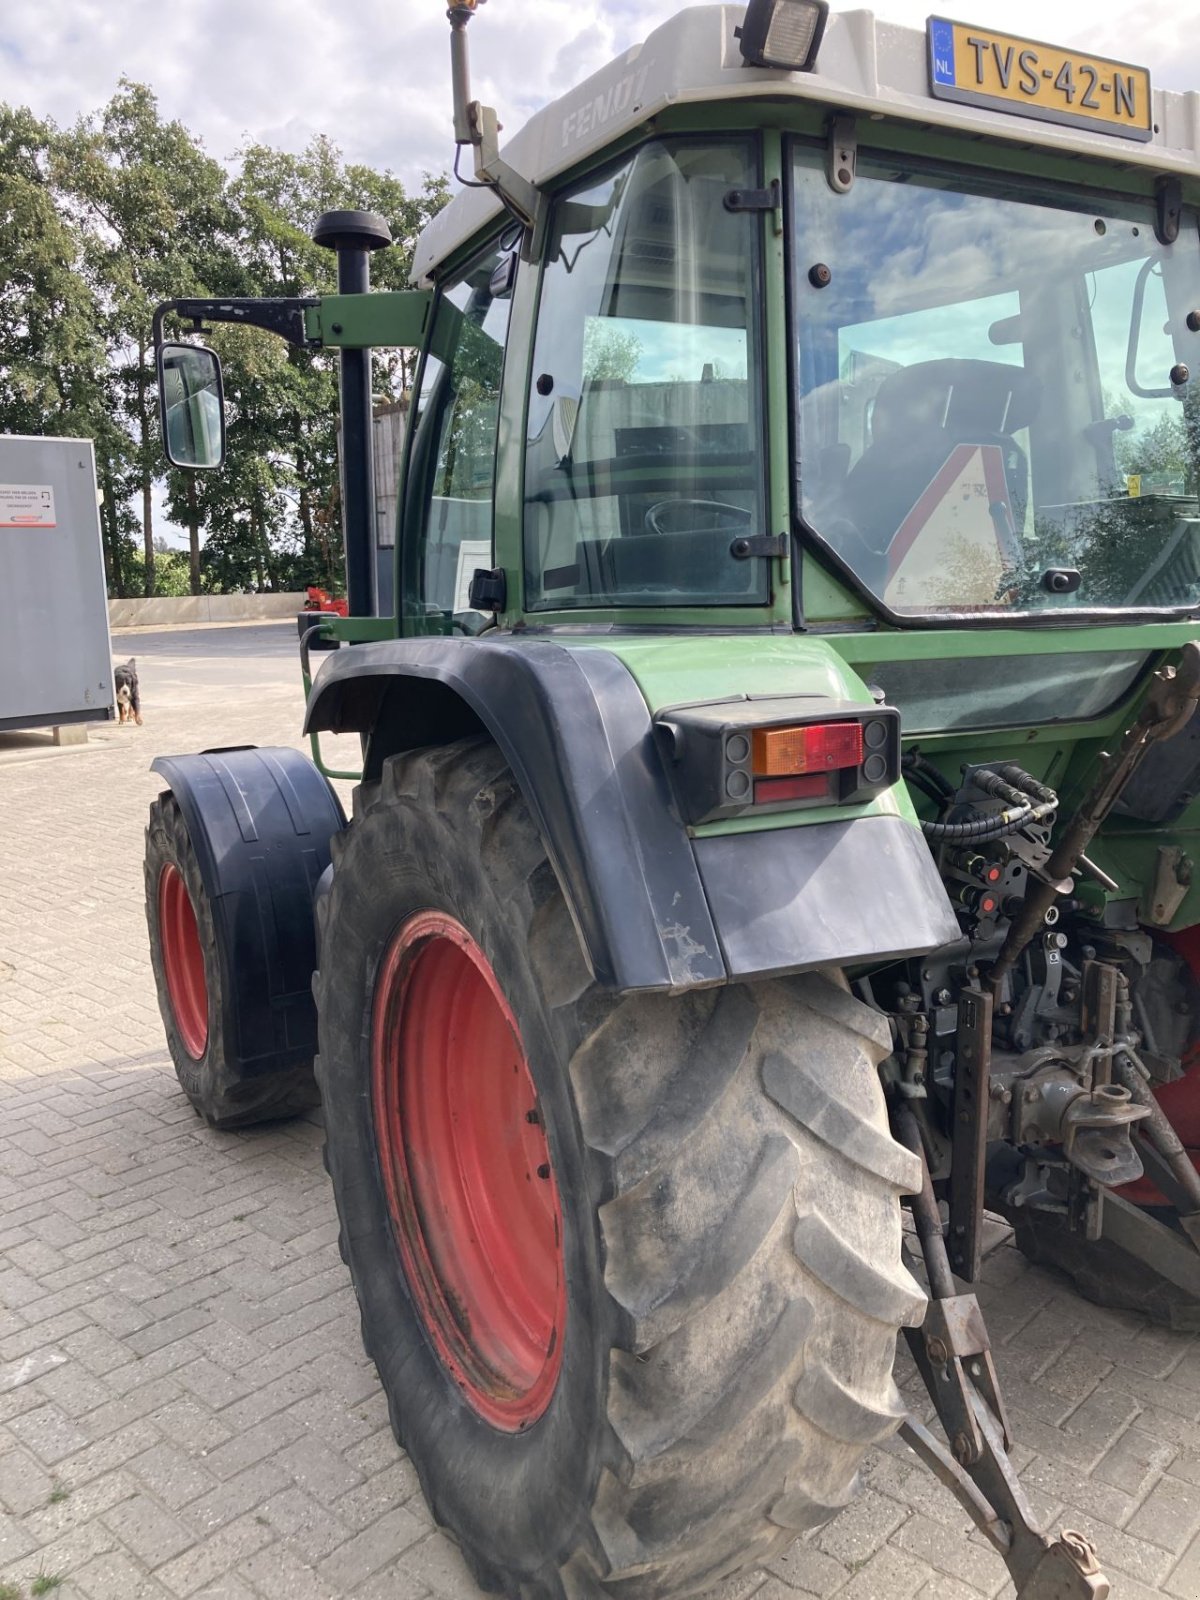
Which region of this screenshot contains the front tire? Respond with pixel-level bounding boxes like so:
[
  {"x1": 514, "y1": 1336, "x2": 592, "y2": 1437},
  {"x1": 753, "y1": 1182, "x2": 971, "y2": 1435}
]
[{"x1": 315, "y1": 738, "x2": 926, "y2": 1599}]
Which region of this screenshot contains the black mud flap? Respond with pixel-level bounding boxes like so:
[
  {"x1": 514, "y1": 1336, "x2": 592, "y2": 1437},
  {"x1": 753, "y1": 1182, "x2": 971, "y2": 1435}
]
[{"x1": 151, "y1": 746, "x2": 345, "y2": 1077}]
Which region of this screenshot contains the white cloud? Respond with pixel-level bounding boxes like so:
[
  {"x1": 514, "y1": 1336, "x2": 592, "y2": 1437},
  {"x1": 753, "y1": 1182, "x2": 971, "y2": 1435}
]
[
  {"x1": 7, "y1": 0, "x2": 1194, "y2": 554},
  {"x1": 6, "y1": 1, "x2": 1192, "y2": 192}
]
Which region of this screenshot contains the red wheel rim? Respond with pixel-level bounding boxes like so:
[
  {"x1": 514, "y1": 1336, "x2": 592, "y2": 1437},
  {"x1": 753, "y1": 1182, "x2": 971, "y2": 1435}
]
[
  {"x1": 157, "y1": 863, "x2": 209, "y2": 1059},
  {"x1": 371, "y1": 911, "x2": 567, "y2": 1430}
]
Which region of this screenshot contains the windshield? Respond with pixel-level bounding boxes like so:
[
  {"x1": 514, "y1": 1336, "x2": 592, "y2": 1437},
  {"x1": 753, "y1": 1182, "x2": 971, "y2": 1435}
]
[{"x1": 790, "y1": 150, "x2": 1200, "y2": 617}]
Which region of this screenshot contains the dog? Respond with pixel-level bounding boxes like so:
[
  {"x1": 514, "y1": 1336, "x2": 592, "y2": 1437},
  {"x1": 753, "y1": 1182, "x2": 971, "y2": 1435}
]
[{"x1": 114, "y1": 659, "x2": 142, "y2": 725}]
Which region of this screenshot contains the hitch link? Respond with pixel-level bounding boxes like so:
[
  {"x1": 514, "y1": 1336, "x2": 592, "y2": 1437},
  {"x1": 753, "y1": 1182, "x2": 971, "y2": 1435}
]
[{"x1": 893, "y1": 1109, "x2": 1110, "y2": 1599}]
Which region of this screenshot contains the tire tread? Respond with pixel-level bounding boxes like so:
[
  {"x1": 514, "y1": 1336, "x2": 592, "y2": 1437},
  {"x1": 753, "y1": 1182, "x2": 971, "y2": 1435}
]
[{"x1": 314, "y1": 741, "x2": 925, "y2": 1600}]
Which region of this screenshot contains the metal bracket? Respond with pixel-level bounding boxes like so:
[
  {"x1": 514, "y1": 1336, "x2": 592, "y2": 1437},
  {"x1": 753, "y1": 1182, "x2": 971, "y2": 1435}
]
[
  {"x1": 152, "y1": 296, "x2": 319, "y2": 351},
  {"x1": 469, "y1": 102, "x2": 541, "y2": 230},
  {"x1": 894, "y1": 1105, "x2": 1111, "y2": 1599},
  {"x1": 730, "y1": 533, "x2": 789, "y2": 560},
  {"x1": 1080, "y1": 959, "x2": 1118, "y2": 1053},
  {"x1": 948, "y1": 985, "x2": 992, "y2": 1280},
  {"x1": 447, "y1": 5, "x2": 540, "y2": 232},
  {"x1": 1156, "y1": 175, "x2": 1183, "y2": 247},
  {"x1": 1141, "y1": 844, "x2": 1193, "y2": 927},
  {"x1": 903, "y1": 1292, "x2": 1012, "y2": 1466},
  {"x1": 826, "y1": 115, "x2": 857, "y2": 194},
  {"x1": 900, "y1": 1411, "x2": 1109, "y2": 1598},
  {"x1": 724, "y1": 181, "x2": 781, "y2": 213}
]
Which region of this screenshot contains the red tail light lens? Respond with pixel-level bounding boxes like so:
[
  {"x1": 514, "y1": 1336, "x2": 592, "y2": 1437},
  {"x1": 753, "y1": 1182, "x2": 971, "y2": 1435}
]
[
  {"x1": 753, "y1": 773, "x2": 832, "y2": 806},
  {"x1": 752, "y1": 722, "x2": 864, "y2": 777}
]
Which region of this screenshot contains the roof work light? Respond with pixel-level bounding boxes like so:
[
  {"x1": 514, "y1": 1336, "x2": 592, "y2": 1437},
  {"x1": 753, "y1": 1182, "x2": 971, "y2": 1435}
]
[{"x1": 736, "y1": 0, "x2": 829, "y2": 71}]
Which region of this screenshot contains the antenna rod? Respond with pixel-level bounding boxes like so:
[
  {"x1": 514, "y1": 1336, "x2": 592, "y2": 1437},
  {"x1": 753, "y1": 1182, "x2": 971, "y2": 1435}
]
[
  {"x1": 448, "y1": 4, "x2": 477, "y2": 146},
  {"x1": 444, "y1": 0, "x2": 540, "y2": 229}
]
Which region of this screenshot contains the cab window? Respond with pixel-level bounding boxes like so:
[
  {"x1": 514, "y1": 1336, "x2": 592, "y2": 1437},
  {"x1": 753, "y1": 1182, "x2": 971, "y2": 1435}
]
[
  {"x1": 791, "y1": 150, "x2": 1200, "y2": 617},
  {"x1": 523, "y1": 138, "x2": 767, "y2": 611},
  {"x1": 402, "y1": 241, "x2": 514, "y2": 633}
]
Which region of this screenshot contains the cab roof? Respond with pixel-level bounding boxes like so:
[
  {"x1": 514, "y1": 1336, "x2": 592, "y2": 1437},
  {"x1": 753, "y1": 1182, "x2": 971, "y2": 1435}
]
[{"x1": 413, "y1": 2, "x2": 1200, "y2": 285}]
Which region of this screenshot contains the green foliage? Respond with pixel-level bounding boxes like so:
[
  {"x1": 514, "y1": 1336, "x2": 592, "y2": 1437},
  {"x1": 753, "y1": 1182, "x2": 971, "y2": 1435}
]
[
  {"x1": 583, "y1": 321, "x2": 643, "y2": 383},
  {"x1": 0, "y1": 107, "x2": 106, "y2": 435},
  {"x1": 30, "y1": 1575, "x2": 63, "y2": 1596},
  {"x1": 1115, "y1": 394, "x2": 1200, "y2": 494},
  {"x1": 0, "y1": 85, "x2": 449, "y2": 598},
  {"x1": 0, "y1": 1582, "x2": 21, "y2": 1600}
]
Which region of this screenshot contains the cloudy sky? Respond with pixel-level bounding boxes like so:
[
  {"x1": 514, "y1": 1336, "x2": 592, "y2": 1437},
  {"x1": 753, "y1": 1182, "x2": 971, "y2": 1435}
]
[
  {"x1": 4, "y1": 0, "x2": 1197, "y2": 195},
  {"x1": 5, "y1": 0, "x2": 1194, "y2": 554}
]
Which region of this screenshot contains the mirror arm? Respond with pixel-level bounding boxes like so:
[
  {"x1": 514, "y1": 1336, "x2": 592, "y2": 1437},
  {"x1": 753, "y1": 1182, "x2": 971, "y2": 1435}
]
[
  {"x1": 152, "y1": 297, "x2": 320, "y2": 351},
  {"x1": 446, "y1": 6, "x2": 541, "y2": 232}
]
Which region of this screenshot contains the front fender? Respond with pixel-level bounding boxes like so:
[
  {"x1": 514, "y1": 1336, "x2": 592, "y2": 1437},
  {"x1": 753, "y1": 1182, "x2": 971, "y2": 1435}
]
[
  {"x1": 306, "y1": 637, "x2": 724, "y2": 991},
  {"x1": 305, "y1": 637, "x2": 958, "y2": 992}
]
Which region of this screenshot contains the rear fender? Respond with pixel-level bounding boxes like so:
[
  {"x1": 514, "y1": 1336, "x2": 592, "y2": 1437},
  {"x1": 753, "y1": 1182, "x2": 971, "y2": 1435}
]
[
  {"x1": 305, "y1": 638, "x2": 959, "y2": 993},
  {"x1": 150, "y1": 747, "x2": 345, "y2": 1072}
]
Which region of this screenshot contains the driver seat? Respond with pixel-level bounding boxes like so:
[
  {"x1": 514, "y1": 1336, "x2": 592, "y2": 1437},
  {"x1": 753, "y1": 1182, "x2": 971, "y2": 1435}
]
[{"x1": 837, "y1": 358, "x2": 1042, "y2": 585}]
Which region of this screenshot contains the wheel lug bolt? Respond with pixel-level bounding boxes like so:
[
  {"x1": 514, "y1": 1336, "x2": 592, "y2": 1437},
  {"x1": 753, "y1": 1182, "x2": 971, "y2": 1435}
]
[{"x1": 536, "y1": 1163, "x2": 551, "y2": 1180}]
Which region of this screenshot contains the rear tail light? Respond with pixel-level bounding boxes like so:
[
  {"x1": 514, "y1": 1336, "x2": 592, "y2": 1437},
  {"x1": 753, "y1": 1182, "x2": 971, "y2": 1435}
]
[
  {"x1": 752, "y1": 722, "x2": 863, "y2": 776},
  {"x1": 655, "y1": 699, "x2": 901, "y2": 826},
  {"x1": 753, "y1": 772, "x2": 832, "y2": 806}
]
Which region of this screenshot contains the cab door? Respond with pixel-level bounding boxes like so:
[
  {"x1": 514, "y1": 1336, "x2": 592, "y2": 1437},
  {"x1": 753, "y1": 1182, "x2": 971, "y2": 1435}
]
[{"x1": 398, "y1": 236, "x2": 517, "y2": 635}]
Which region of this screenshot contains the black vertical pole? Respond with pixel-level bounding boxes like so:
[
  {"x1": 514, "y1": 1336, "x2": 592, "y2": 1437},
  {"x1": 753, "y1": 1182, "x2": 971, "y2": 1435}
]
[{"x1": 313, "y1": 209, "x2": 392, "y2": 618}]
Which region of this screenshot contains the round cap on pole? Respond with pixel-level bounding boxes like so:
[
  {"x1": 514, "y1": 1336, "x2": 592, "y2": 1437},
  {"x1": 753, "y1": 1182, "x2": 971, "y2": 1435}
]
[{"x1": 313, "y1": 210, "x2": 393, "y2": 253}]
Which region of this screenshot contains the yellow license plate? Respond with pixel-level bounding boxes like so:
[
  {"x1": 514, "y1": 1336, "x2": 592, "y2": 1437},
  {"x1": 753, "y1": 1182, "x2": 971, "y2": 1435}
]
[{"x1": 927, "y1": 19, "x2": 1152, "y2": 142}]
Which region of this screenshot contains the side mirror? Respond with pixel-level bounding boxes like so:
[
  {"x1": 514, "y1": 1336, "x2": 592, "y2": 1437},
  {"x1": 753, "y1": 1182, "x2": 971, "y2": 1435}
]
[{"x1": 157, "y1": 342, "x2": 226, "y2": 469}]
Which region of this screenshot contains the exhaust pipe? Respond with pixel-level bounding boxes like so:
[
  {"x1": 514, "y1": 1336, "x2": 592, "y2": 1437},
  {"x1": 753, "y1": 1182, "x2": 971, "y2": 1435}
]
[{"x1": 313, "y1": 209, "x2": 393, "y2": 618}]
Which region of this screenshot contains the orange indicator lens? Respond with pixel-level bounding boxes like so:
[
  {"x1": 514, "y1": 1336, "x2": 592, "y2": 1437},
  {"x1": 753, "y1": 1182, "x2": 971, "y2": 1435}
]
[{"x1": 751, "y1": 722, "x2": 863, "y2": 777}]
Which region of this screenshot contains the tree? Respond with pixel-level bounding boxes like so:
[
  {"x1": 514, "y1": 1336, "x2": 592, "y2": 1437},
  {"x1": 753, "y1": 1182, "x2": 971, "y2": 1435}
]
[
  {"x1": 193, "y1": 137, "x2": 449, "y2": 593},
  {"x1": 0, "y1": 108, "x2": 106, "y2": 436},
  {"x1": 55, "y1": 82, "x2": 241, "y2": 595},
  {"x1": 583, "y1": 321, "x2": 643, "y2": 383},
  {"x1": 0, "y1": 88, "x2": 450, "y2": 600}
]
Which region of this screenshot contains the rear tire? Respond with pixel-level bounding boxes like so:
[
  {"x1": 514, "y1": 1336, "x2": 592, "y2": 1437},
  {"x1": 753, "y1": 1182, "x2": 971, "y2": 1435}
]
[
  {"x1": 145, "y1": 793, "x2": 321, "y2": 1128},
  {"x1": 1009, "y1": 1209, "x2": 1200, "y2": 1332},
  {"x1": 314, "y1": 738, "x2": 926, "y2": 1599}
]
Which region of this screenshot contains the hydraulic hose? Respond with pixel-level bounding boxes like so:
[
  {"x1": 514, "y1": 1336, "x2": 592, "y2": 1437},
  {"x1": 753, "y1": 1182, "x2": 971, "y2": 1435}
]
[
  {"x1": 989, "y1": 763, "x2": 1058, "y2": 806},
  {"x1": 904, "y1": 755, "x2": 1058, "y2": 843},
  {"x1": 904, "y1": 750, "x2": 955, "y2": 798},
  {"x1": 905, "y1": 765, "x2": 953, "y2": 810},
  {"x1": 919, "y1": 800, "x2": 1057, "y2": 843}
]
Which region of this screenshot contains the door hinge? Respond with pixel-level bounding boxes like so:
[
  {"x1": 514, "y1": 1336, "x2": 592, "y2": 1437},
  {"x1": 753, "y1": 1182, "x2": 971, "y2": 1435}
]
[
  {"x1": 731, "y1": 533, "x2": 789, "y2": 560},
  {"x1": 723, "y1": 179, "x2": 781, "y2": 213},
  {"x1": 1156, "y1": 175, "x2": 1182, "y2": 247},
  {"x1": 468, "y1": 567, "x2": 507, "y2": 611}
]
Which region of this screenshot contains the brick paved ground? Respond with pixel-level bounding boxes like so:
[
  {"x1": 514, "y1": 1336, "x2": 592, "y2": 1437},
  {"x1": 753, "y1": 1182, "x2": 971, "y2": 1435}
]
[{"x1": 1, "y1": 621, "x2": 1199, "y2": 1600}]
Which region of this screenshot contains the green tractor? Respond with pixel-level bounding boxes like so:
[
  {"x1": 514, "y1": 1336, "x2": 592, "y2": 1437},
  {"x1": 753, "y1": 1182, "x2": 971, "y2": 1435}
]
[{"x1": 144, "y1": 3, "x2": 1200, "y2": 1596}]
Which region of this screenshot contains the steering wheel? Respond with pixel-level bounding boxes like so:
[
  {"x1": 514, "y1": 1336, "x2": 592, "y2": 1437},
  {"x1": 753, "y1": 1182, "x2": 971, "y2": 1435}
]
[{"x1": 644, "y1": 499, "x2": 753, "y2": 536}]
